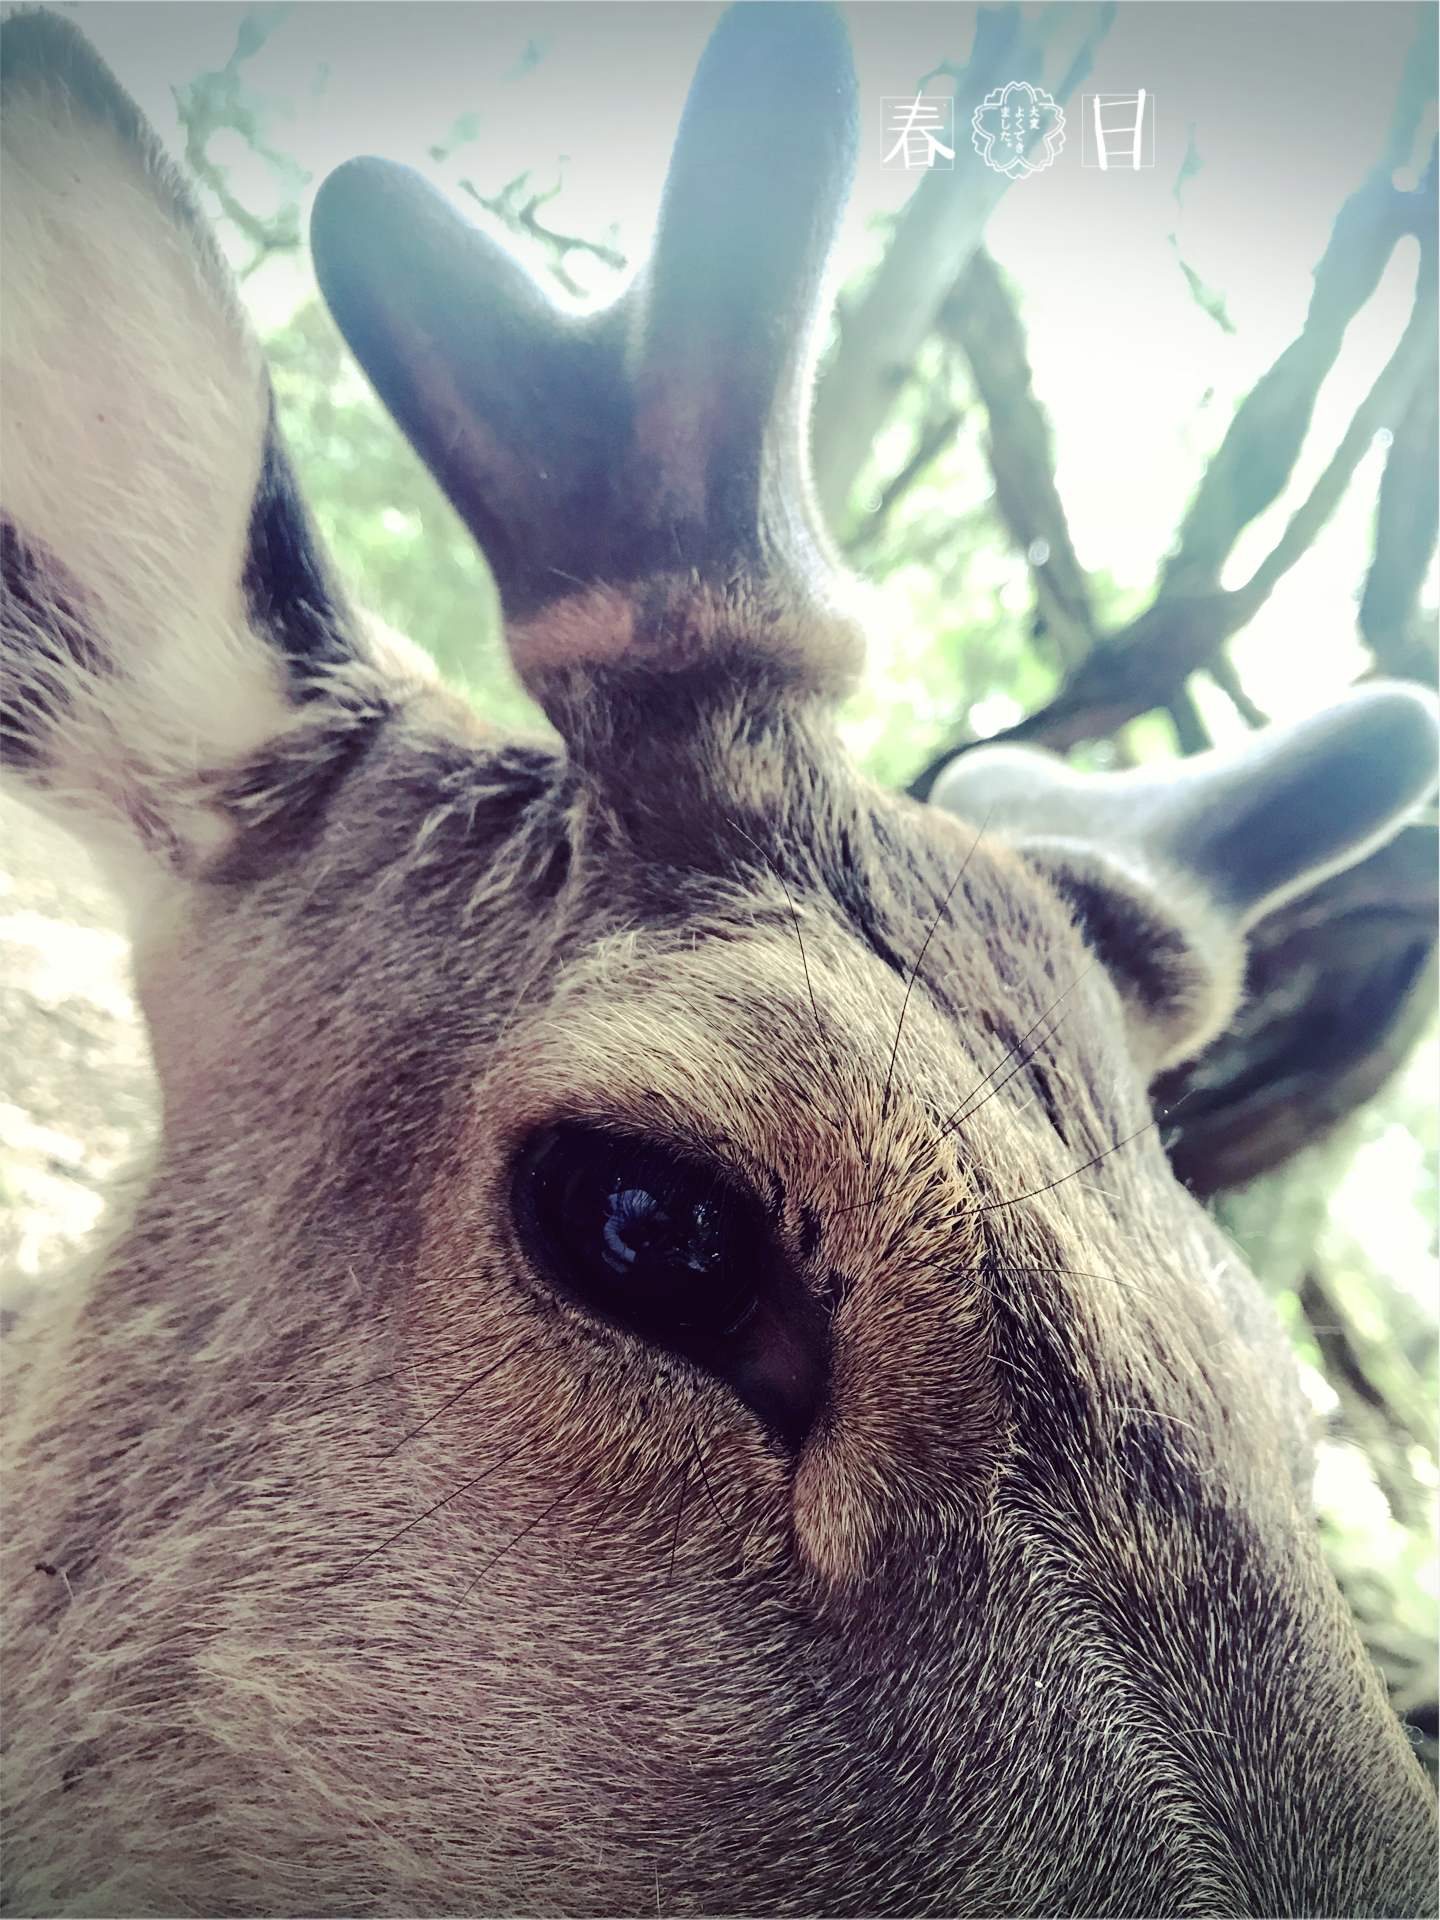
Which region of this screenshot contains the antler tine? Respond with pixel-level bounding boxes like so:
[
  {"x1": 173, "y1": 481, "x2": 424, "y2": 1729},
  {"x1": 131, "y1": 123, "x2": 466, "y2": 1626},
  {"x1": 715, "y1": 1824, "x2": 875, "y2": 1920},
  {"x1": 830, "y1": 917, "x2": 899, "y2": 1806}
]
[
  {"x1": 622, "y1": 2, "x2": 859, "y2": 593},
  {"x1": 311, "y1": 4, "x2": 858, "y2": 624},
  {"x1": 311, "y1": 160, "x2": 627, "y2": 617}
]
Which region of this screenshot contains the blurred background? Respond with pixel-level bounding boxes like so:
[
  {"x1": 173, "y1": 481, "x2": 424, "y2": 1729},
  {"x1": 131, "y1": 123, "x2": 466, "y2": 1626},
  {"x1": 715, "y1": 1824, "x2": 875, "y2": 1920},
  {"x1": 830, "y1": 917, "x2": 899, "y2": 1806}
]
[{"x1": 2, "y1": 0, "x2": 1436, "y2": 1773}]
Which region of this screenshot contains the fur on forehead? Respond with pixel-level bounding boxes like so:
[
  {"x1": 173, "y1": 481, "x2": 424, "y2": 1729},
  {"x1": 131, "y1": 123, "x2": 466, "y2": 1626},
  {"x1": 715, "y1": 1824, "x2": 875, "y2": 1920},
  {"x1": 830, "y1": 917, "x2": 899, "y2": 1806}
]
[{"x1": 513, "y1": 647, "x2": 1061, "y2": 944}]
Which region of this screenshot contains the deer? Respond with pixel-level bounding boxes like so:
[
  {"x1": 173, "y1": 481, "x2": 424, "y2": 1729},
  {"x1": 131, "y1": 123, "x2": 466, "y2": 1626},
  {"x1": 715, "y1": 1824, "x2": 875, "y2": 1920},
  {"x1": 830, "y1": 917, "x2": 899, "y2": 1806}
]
[{"x1": 2, "y1": 6, "x2": 1437, "y2": 1915}]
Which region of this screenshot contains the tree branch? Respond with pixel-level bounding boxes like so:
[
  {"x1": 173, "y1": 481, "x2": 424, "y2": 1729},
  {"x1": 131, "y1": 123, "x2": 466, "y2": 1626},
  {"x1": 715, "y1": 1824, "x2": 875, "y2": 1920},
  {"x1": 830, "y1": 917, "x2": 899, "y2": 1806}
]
[
  {"x1": 936, "y1": 246, "x2": 1098, "y2": 670},
  {"x1": 1300, "y1": 1264, "x2": 1439, "y2": 1529},
  {"x1": 1162, "y1": 168, "x2": 1420, "y2": 598},
  {"x1": 1359, "y1": 152, "x2": 1439, "y2": 684},
  {"x1": 458, "y1": 172, "x2": 626, "y2": 300},
  {"x1": 907, "y1": 152, "x2": 1437, "y2": 785},
  {"x1": 844, "y1": 403, "x2": 966, "y2": 558},
  {"x1": 810, "y1": 3, "x2": 1114, "y2": 533},
  {"x1": 172, "y1": 6, "x2": 309, "y2": 276},
  {"x1": 1205, "y1": 648, "x2": 1269, "y2": 729},
  {"x1": 1231, "y1": 253, "x2": 1438, "y2": 619},
  {"x1": 1166, "y1": 682, "x2": 1211, "y2": 756}
]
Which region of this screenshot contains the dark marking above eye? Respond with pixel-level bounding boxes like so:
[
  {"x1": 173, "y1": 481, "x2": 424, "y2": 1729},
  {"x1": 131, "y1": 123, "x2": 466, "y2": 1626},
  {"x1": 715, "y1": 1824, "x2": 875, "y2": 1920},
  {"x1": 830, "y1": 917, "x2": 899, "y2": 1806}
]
[
  {"x1": 975, "y1": 1011, "x2": 1073, "y2": 1145},
  {"x1": 822, "y1": 820, "x2": 911, "y2": 981},
  {"x1": 536, "y1": 835, "x2": 572, "y2": 899},
  {"x1": 61, "y1": 1740, "x2": 101, "y2": 1792},
  {"x1": 511, "y1": 1126, "x2": 829, "y2": 1448},
  {"x1": 797, "y1": 1205, "x2": 824, "y2": 1264}
]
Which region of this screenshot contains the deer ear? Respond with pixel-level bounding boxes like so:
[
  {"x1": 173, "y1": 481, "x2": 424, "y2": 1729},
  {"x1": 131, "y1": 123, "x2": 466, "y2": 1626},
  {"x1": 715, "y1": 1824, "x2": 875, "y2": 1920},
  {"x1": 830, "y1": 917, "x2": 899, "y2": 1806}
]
[
  {"x1": 929, "y1": 686, "x2": 1440, "y2": 1074},
  {"x1": 1, "y1": 12, "x2": 399, "y2": 892}
]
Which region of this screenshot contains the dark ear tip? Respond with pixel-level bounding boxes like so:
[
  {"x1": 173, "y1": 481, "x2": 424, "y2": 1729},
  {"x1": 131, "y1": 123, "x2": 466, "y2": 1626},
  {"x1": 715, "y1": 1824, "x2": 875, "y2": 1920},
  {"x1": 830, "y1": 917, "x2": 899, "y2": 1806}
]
[{"x1": 1, "y1": 8, "x2": 87, "y2": 86}]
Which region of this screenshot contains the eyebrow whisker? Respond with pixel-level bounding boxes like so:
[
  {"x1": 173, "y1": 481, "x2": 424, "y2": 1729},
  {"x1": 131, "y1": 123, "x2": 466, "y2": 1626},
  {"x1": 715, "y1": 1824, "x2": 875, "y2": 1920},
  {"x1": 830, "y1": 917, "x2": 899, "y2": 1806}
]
[
  {"x1": 938, "y1": 966, "x2": 1094, "y2": 1142},
  {"x1": 879, "y1": 814, "x2": 988, "y2": 1132},
  {"x1": 961, "y1": 1117, "x2": 1159, "y2": 1217},
  {"x1": 666, "y1": 1455, "x2": 692, "y2": 1586},
  {"x1": 728, "y1": 817, "x2": 853, "y2": 1143},
  {"x1": 689, "y1": 1426, "x2": 736, "y2": 1537}
]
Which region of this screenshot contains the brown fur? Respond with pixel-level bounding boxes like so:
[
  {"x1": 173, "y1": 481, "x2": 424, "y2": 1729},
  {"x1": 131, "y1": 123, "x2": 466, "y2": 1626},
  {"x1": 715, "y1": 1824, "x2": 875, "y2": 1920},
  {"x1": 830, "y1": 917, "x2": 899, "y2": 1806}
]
[{"x1": 2, "y1": 10, "x2": 1436, "y2": 1916}]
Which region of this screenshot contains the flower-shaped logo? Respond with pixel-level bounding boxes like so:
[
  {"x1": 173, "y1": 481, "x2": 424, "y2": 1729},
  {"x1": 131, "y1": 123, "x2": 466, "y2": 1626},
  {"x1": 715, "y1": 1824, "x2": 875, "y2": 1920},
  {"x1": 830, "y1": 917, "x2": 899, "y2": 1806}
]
[{"x1": 971, "y1": 82, "x2": 1066, "y2": 179}]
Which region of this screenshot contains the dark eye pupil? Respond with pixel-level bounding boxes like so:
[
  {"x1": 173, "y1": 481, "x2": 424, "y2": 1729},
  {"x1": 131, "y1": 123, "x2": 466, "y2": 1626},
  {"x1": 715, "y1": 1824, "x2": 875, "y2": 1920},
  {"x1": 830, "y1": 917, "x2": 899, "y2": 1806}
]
[
  {"x1": 601, "y1": 1187, "x2": 721, "y2": 1277},
  {"x1": 514, "y1": 1128, "x2": 754, "y2": 1337}
]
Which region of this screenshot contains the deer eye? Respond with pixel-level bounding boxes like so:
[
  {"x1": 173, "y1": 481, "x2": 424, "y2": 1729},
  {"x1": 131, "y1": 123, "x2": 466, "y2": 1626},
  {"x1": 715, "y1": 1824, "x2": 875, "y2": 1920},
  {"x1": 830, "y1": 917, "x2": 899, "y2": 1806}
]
[
  {"x1": 512, "y1": 1127, "x2": 762, "y2": 1344},
  {"x1": 512, "y1": 1127, "x2": 831, "y2": 1448}
]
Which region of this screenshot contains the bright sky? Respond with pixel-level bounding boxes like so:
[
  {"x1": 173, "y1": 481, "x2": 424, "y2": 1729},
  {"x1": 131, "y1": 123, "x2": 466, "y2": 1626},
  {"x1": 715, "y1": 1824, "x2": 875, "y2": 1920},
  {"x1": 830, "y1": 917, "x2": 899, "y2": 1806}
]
[{"x1": 71, "y1": 1, "x2": 1436, "y2": 735}]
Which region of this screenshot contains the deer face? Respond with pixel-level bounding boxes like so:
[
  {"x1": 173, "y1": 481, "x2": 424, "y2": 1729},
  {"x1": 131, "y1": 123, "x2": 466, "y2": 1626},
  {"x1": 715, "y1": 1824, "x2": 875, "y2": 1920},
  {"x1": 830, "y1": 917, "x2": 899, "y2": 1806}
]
[{"x1": 2, "y1": 8, "x2": 1436, "y2": 1916}]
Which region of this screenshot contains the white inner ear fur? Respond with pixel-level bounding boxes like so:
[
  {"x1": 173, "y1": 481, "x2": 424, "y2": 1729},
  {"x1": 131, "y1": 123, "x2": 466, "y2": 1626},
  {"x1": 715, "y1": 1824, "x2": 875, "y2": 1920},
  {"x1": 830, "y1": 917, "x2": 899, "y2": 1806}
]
[{"x1": 2, "y1": 98, "x2": 294, "y2": 863}]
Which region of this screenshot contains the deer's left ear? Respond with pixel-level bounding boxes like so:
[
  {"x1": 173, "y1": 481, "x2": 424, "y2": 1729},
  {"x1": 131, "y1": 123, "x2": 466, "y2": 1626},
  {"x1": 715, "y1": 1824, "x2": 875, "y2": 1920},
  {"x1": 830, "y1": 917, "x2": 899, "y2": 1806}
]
[
  {"x1": 929, "y1": 686, "x2": 1440, "y2": 1074},
  {"x1": 1, "y1": 11, "x2": 417, "y2": 896}
]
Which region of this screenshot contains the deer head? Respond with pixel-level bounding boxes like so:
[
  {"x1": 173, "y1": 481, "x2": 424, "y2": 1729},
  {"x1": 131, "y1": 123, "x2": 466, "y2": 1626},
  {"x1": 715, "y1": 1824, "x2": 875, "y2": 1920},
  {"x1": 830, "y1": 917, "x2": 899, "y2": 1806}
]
[{"x1": 2, "y1": 7, "x2": 1436, "y2": 1914}]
